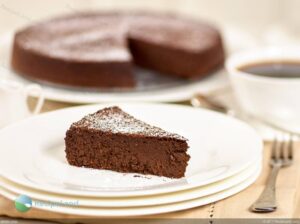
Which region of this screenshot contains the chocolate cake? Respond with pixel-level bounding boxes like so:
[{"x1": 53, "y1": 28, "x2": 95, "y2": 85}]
[
  {"x1": 65, "y1": 106, "x2": 190, "y2": 178},
  {"x1": 12, "y1": 12, "x2": 225, "y2": 89}
]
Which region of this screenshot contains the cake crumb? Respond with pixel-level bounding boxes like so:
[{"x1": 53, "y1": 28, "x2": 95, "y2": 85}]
[{"x1": 133, "y1": 174, "x2": 151, "y2": 179}]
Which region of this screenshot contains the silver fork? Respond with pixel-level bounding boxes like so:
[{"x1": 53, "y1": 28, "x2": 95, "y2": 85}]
[{"x1": 251, "y1": 134, "x2": 294, "y2": 212}]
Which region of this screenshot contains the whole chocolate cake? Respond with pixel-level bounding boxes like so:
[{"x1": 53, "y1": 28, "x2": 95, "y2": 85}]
[
  {"x1": 12, "y1": 12, "x2": 225, "y2": 89},
  {"x1": 65, "y1": 106, "x2": 190, "y2": 178}
]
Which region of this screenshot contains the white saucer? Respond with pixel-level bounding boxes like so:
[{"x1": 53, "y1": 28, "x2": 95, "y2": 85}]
[
  {"x1": 0, "y1": 103, "x2": 263, "y2": 197},
  {"x1": 0, "y1": 164, "x2": 261, "y2": 217},
  {"x1": 0, "y1": 159, "x2": 260, "y2": 207},
  {"x1": 0, "y1": 32, "x2": 228, "y2": 103}
]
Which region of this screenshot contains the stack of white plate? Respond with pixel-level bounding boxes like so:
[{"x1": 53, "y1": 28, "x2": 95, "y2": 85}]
[{"x1": 0, "y1": 103, "x2": 263, "y2": 217}]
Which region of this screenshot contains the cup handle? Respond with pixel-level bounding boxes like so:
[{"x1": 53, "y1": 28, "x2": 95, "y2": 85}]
[{"x1": 25, "y1": 84, "x2": 45, "y2": 115}]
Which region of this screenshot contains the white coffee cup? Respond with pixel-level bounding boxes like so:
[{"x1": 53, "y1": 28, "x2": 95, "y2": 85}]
[
  {"x1": 0, "y1": 79, "x2": 44, "y2": 128},
  {"x1": 226, "y1": 47, "x2": 300, "y2": 133}
]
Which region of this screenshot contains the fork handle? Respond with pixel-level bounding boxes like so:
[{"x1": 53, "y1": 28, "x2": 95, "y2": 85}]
[{"x1": 251, "y1": 164, "x2": 281, "y2": 212}]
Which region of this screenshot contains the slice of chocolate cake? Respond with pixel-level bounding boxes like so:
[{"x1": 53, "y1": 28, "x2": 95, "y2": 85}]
[{"x1": 65, "y1": 106, "x2": 190, "y2": 178}]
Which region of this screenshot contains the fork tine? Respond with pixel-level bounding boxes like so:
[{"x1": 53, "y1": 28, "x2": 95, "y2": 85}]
[
  {"x1": 271, "y1": 137, "x2": 278, "y2": 160},
  {"x1": 279, "y1": 135, "x2": 286, "y2": 160},
  {"x1": 276, "y1": 135, "x2": 285, "y2": 162},
  {"x1": 288, "y1": 134, "x2": 294, "y2": 160}
]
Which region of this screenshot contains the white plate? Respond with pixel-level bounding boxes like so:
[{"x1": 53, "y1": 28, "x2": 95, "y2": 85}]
[
  {"x1": 0, "y1": 32, "x2": 228, "y2": 103},
  {"x1": 0, "y1": 159, "x2": 260, "y2": 207},
  {"x1": 0, "y1": 103, "x2": 263, "y2": 197},
  {"x1": 0, "y1": 165, "x2": 261, "y2": 217}
]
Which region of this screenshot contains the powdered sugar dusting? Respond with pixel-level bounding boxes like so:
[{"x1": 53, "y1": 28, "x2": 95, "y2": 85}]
[
  {"x1": 72, "y1": 106, "x2": 187, "y2": 140},
  {"x1": 18, "y1": 12, "x2": 219, "y2": 61}
]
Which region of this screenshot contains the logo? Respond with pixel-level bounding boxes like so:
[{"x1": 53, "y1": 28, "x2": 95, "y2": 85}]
[{"x1": 15, "y1": 195, "x2": 32, "y2": 212}]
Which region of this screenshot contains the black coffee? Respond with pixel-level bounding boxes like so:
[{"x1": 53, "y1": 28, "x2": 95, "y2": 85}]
[{"x1": 238, "y1": 61, "x2": 300, "y2": 78}]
